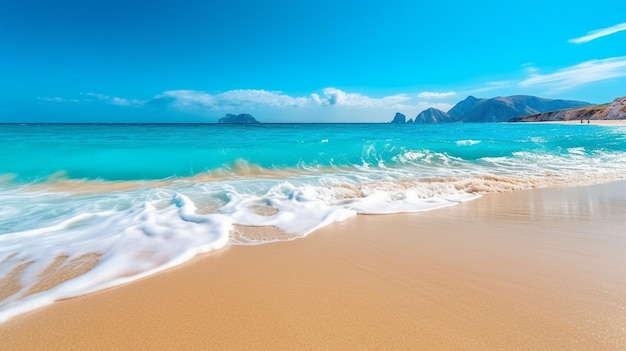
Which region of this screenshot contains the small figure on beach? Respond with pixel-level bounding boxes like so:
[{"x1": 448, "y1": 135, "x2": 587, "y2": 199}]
[
  {"x1": 581, "y1": 118, "x2": 583, "y2": 124},
  {"x1": 587, "y1": 119, "x2": 590, "y2": 124}
]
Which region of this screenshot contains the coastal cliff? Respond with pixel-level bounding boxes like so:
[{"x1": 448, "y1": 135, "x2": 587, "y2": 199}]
[{"x1": 510, "y1": 96, "x2": 626, "y2": 122}]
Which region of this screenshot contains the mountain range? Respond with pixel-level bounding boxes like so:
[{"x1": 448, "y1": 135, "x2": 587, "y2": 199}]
[{"x1": 391, "y1": 95, "x2": 591, "y2": 123}]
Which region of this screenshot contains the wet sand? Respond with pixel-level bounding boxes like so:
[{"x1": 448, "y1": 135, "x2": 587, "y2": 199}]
[{"x1": 2, "y1": 182, "x2": 626, "y2": 350}]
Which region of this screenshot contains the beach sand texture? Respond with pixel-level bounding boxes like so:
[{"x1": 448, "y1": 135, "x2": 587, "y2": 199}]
[{"x1": 2, "y1": 181, "x2": 626, "y2": 350}]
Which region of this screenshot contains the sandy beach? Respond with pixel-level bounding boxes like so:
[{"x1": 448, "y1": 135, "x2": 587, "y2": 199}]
[
  {"x1": 2, "y1": 181, "x2": 626, "y2": 350},
  {"x1": 5, "y1": 2, "x2": 626, "y2": 350}
]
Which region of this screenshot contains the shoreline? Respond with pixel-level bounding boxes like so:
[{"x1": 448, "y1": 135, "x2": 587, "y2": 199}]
[
  {"x1": 517, "y1": 119, "x2": 626, "y2": 125},
  {"x1": 2, "y1": 181, "x2": 626, "y2": 349}
]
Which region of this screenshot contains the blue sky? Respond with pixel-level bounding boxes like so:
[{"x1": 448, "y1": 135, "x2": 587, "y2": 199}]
[{"x1": 1, "y1": 0, "x2": 625, "y2": 122}]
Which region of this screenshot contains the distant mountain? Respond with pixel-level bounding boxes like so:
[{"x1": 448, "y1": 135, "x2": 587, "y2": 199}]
[
  {"x1": 510, "y1": 96, "x2": 626, "y2": 122},
  {"x1": 388, "y1": 95, "x2": 591, "y2": 123},
  {"x1": 449, "y1": 95, "x2": 590, "y2": 123},
  {"x1": 218, "y1": 113, "x2": 261, "y2": 124},
  {"x1": 446, "y1": 96, "x2": 479, "y2": 121},
  {"x1": 414, "y1": 108, "x2": 453, "y2": 123},
  {"x1": 390, "y1": 112, "x2": 407, "y2": 124}
]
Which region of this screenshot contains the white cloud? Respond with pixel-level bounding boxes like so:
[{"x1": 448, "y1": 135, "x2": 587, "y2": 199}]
[
  {"x1": 569, "y1": 22, "x2": 626, "y2": 44},
  {"x1": 313, "y1": 88, "x2": 411, "y2": 108},
  {"x1": 84, "y1": 93, "x2": 108, "y2": 100},
  {"x1": 110, "y1": 97, "x2": 142, "y2": 106},
  {"x1": 519, "y1": 56, "x2": 626, "y2": 91},
  {"x1": 154, "y1": 89, "x2": 309, "y2": 110},
  {"x1": 154, "y1": 88, "x2": 413, "y2": 111},
  {"x1": 45, "y1": 88, "x2": 461, "y2": 121},
  {"x1": 217, "y1": 89, "x2": 309, "y2": 108},
  {"x1": 416, "y1": 91, "x2": 456, "y2": 99},
  {"x1": 38, "y1": 96, "x2": 79, "y2": 103},
  {"x1": 155, "y1": 90, "x2": 215, "y2": 108},
  {"x1": 84, "y1": 92, "x2": 143, "y2": 106}
]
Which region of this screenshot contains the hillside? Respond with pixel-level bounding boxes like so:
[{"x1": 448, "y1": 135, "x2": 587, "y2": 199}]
[
  {"x1": 389, "y1": 95, "x2": 591, "y2": 123},
  {"x1": 510, "y1": 96, "x2": 626, "y2": 122},
  {"x1": 414, "y1": 108, "x2": 453, "y2": 123},
  {"x1": 448, "y1": 95, "x2": 590, "y2": 123}
]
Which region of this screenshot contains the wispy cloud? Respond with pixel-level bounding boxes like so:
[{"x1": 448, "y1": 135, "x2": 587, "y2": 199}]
[
  {"x1": 461, "y1": 81, "x2": 513, "y2": 95},
  {"x1": 519, "y1": 56, "x2": 626, "y2": 91},
  {"x1": 416, "y1": 91, "x2": 456, "y2": 99},
  {"x1": 568, "y1": 22, "x2": 626, "y2": 44},
  {"x1": 311, "y1": 88, "x2": 411, "y2": 108},
  {"x1": 217, "y1": 89, "x2": 309, "y2": 108},
  {"x1": 152, "y1": 88, "x2": 412, "y2": 111},
  {"x1": 151, "y1": 89, "x2": 309, "y2": 110},
  {"x1": 149, "y1": 90, "x2": 214, "y2": 108},
  {"x1": 84, "y1": 92, "x2": 144, "y2": 106},
  {"x1": 40, "y1": 88, "x2": 461, "y2": 119},
  {"x1": 38, "y1": 96, "x2": 79, "y2": 103}
]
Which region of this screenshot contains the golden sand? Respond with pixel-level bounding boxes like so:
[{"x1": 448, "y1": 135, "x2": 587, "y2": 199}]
[{"x1": 1, "y1": 182, "x2": 626, "y2": 350}]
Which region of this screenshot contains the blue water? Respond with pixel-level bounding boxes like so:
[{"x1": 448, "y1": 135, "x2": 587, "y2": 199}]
[
  {"x1": 1, "y1": 122, "x2": 626, "y2": 322},
  {"x1": 3, "y1": 123, "x2": 625, "y2": 182}
]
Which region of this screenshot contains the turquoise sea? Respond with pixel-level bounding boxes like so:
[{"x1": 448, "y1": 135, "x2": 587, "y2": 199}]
[{"x1": 1, "y1": 122, "x2": 626, "y2": 321}]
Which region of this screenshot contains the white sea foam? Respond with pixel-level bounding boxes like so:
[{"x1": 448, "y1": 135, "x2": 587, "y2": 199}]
[
  {"x1": 0, "y1": 191, "x2": 231, "y2": 322},
  {"x1": 0, "y1": 167, "x2": 498, "y2": 323},
  {"x1": 567, "y1": 147, "x2": 586, "y2": 155},
  {"x1": 393, "y1": 151, "x2": 426, "y2": 162},
  {"x1": 3, "y1": 147, "x2": 626, "y2": 323},
  {"x1": 220, "y1": 182, "x2": 356, "y2": 238},
  {"x1": 456, "y1": 139, "x2": 481, "y2": 146},
  {"x1": 529, "y1": 136, "x2": 547, "y2": 143}
]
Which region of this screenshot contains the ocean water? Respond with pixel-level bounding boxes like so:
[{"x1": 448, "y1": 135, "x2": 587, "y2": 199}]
[{"x1": 1, "y1": 122, "x2": 626, "y2": 321}]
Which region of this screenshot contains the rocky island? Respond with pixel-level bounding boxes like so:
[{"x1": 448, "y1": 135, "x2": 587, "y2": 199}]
[
  {"x1": 390, "y1": 112, "x2": 408, "y2": 124},
  {"x1": 218, "y1": 113, "x2": 261, "y2": 124}
]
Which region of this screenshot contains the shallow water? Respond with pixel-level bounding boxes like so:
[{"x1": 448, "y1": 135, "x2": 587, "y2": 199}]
[{"x1": 1, "y1": 122, "x2": 626, "y2": 321}]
